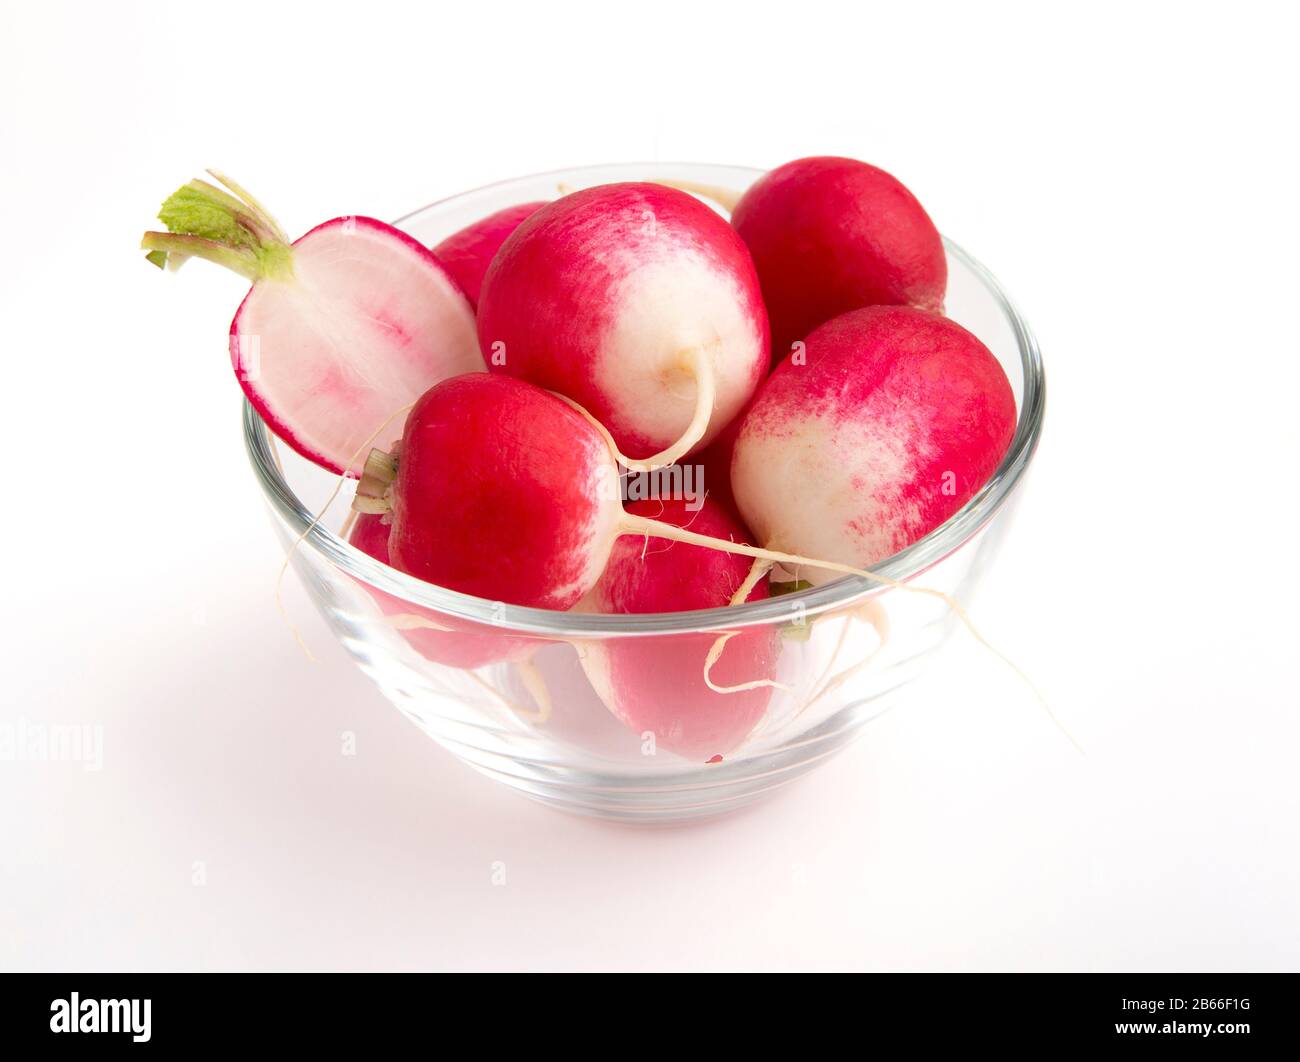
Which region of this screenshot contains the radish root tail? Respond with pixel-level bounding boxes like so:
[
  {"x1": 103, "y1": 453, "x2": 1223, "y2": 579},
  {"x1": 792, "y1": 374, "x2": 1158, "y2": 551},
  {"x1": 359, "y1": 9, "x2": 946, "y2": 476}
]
[
  {"x1": 556, "y1": 347, "x2": 716, "y2": 471},
  {"x1": 698, "y1": 558, "x2": 777, "y2": 695},
  {"x1": 703, "y1": 632, "x2": 792, "y2": 694},
  {"x1": 466, "y1": 657, "x2": 552, "y2": 724},
  {"x1": 621, "y1": 513, "x2": 1079, "y2": 750},
  {"x1": 800, "y1": 600, "x2": 892, "y2": 717},
  {"x1": 652, "y1": 179, "x2": 744, "y2": 214}
]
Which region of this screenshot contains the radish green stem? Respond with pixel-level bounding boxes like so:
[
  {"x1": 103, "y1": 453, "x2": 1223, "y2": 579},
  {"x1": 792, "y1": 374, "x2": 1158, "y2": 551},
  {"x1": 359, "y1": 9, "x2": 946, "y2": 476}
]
[
  {"x1": 206, "y1": 168, "x2": 290, "y2": 244},
  {"x1": 139, "y1": 232, "x2": 263, "y2": 281},
  {"x1": 354, "y1": 448, "x2": 398, "y2": 513},
  {"x1": 141, "y1": 173, "x2": 294, "y2": 281}
]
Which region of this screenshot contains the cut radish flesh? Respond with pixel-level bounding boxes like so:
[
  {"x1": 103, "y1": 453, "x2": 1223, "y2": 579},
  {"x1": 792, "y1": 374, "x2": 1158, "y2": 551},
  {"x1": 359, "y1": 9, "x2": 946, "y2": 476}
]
[
  {"x1": 142, "y1": 173, "x2": 482, "y2": 474},
  {"x1": 477, "y1": 183, "x2": 769, "y2": 468},
  {"x1": 431, "y1": 201, "x2": 545, "y2": 309}
]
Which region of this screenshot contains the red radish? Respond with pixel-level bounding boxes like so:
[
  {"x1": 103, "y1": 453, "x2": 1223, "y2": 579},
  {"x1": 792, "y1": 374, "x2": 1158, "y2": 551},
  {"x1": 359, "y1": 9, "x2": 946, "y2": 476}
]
[
  {"x1": 477, "y1": 183, "x2": 770, "y2": 468},
  {"x1": 731, "y1": 306, "x2": 1015, "y2": 579},
  {"x1": 348, "y1": 513, "x2": 539, "y2": 669},
  {"x1": 141, "y1": 172, "x2": 482, "y2": 474},
  {"x1": 695, "y1": 409, "x2": 746, "y2": 514},
  {"x1": 579, "y1": 497, "x2": 779, "y2": 761},
  {"x1": 730, "y1": 156, "x2": 947, "y2": 362},
  {"x1": 371, "y1": 373, "x2": 625, "y2": 610},
  {"x1": 355, "y1": 371, "x2": 992, "y2": 616},
  {"x1": 430, "y1": 201, "x2": 545, "y2": 309}
]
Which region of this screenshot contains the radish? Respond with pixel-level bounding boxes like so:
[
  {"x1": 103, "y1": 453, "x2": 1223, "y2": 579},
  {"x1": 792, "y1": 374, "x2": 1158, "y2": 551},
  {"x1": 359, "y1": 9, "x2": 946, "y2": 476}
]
[
  {"x1": 353, "y1": 370, "x2": 1000, "y2": 612},
  {"x1": 141, "y1": 171, "x2": 482, "y2": 474},
  {"x1": 476, "y1": 183, "x2": 769, "y2": 469},
  {"x1": 695, "y1": 409, "x2": 746, "y2": 514},
  {"x1": 578, "y1": 497, "x2": 779, "y2": 762},
  {"x1": 347, "y1": 513, "x2": 540, "y2": 669},
  {"x1": 353, "y1": 368, "x2": 1044, "y2": 725},
  {"x1": 359, "y1": 373, "x2": 625, "y2": 610},
  {"x1": 430, "y1": 201, "x2": 545, "y2": 309},
  {"x1": 731, "y1": 305, "x2": 1015, "y2": 578},
  {"x1": 729, "y1": 156, "x2": 947, "y2": 361}
]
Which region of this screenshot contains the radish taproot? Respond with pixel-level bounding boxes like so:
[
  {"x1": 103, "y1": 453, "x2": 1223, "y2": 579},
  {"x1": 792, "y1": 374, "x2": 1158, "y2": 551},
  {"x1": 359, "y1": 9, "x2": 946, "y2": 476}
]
[
  {"x1": 477, "y1": 183, "x2": 770, "y2": 469},
  {"x1": 579, "y1": 497, "x2": 779, "y2": 762},
  {"x1": 141, "y1": 172, "x2": 482, "y2": 474},
  {"x1": 730, "y1": 156, "x2": 947, "y2": 362},
  {"x1": 731, "y1": 305, "x2": 1015, "y2": 578},
  {"x1": 431, "y1": 201, "x2": 545, "y2": 309}
]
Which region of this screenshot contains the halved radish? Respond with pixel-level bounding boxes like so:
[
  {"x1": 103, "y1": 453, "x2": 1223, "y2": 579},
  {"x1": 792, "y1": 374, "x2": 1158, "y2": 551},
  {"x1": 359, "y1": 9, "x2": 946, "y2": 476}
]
[
  {"x1": 141, "y1": 172, "x2": 482, "y2": 474},
  {"x1": 431, "y1": 201, "x2": 545, "y2": 309}
]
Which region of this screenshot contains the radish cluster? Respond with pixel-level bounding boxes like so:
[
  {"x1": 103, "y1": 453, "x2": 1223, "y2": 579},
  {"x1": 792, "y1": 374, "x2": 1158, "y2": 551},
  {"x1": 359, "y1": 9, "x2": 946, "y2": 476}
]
[{"x1": 143, "y1": 158, "x2": 1018, "y2": 762}]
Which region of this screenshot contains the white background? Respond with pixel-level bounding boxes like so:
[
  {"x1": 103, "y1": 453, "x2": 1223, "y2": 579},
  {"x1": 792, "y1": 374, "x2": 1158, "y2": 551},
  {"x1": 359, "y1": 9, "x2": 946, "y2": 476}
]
[{"x1": 2, "y1": 0, "x2": 1297, "y2": 971}]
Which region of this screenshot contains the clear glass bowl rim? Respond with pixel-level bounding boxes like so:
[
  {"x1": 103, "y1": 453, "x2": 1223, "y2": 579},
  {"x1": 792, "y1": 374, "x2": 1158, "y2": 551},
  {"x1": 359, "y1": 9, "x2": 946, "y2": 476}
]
[{"x1": 243, "y1": 162, "x2": 1045, "y2": 638}]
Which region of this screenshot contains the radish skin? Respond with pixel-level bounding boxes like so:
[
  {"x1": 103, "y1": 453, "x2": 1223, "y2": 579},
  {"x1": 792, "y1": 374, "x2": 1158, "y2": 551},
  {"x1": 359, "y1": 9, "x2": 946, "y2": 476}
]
[
  {"x1": 731, "y1": 156, "x2": 947, "y2": 361},
  {"x1": 142, "y1": 173, "x2": 482, "y2": 474},
  {"x1": 579, "y1": 498, "x2": 779, "y2": 762},
  {"x1": 431, "y1": 201, "x2": 545, "y2": 309},
  {"x1": 477, "y1": 183, "x2": 769, "y2": 468},
  {"x1": 357, "y1": 373, "x2": 1013, "y2": 663},
  {"x1": 731, "y1": 305, "x2": 1015, "y2": 579},
  {"x1": 349, "y1": 513, "x2": 542, "y2": 669},
  {"x1": 382, "y1": 374, "x2": 624, "y2": 610}
]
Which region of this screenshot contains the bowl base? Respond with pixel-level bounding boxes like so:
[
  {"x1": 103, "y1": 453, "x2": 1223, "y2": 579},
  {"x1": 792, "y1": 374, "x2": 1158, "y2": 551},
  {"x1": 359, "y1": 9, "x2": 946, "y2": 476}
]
[{"x1": 431, "y1": 695, "x2": 894, "y2": 824}]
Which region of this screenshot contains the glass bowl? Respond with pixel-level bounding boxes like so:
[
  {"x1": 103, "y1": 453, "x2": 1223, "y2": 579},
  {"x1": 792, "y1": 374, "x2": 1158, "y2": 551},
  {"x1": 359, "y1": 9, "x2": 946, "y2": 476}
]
[{"x1": 244, "y1": 162, "x2": 1045, "y2": 823}]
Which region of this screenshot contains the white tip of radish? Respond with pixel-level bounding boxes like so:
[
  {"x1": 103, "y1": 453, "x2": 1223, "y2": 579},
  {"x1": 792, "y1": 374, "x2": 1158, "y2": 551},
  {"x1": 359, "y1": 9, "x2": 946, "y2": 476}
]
[
  {"x1": 596, "y1": 256, "x2": 756, "y2": 457},
  {"x1": 733, "y1": 400, "x2": 931, "y2": 583},
  {"x1": 478, "y1": 183, "x2": 769, "y2": 465}
]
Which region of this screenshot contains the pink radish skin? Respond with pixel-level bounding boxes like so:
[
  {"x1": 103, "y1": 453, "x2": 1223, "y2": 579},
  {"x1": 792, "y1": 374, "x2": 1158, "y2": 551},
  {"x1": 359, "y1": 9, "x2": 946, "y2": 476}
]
[
  {"x1": 142, "y1": 175, "x2": 482, "y2": 474},
  {"x1": 731, "y1": 305, "x2": 1015, "y2": 581},
  {"x1": 580, "y1": 497, "x2": 778, "y2": 762},
  {"x1": 366, "y1": 369, "x2": 1008, "y2": 619},
  {"x1": 695, "y1": 407, "x2": 747, "y2": 514},
  {"x1": 477, "y1": 183, "x2": 770, "y2": 467},
  {"x1": 431, "y1": 202, "x2": 545, "y2": 309},
  {"x1": 731, "y1": 156, "x2": 947, "y2": 362},
  {"x1": 348, "y1": 513, "x2": 538, "y2": 668},
  {"x1": 385, "y1": 374, "x2": 624, "y2": 610}
]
